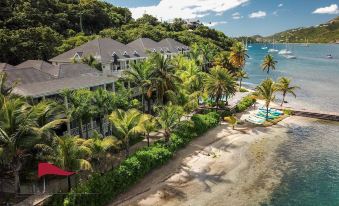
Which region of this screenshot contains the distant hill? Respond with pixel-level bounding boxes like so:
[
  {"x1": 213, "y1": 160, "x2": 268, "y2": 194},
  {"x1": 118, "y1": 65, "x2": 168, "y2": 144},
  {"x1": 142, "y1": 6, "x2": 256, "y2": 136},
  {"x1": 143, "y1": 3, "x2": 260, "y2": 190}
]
[{"x1": 265, "y1": 16, "x2": 339, "y2": 43}]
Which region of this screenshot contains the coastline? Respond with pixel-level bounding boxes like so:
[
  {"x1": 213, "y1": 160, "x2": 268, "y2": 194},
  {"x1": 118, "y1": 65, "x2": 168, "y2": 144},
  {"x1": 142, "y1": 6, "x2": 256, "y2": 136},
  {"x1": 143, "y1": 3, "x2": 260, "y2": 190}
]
[{"x1": 109, "y1": 113, "x2": 315, "y2": 206}]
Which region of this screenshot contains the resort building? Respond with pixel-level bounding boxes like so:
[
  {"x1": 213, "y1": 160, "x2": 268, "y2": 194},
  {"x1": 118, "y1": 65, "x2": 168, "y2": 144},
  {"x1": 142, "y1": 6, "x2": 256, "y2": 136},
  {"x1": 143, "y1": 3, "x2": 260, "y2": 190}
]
[
  {"x1": 49, "y1": 38, "x2": 148, "y2": 77},
  {"x1": 3, "y1": 60, "x2": 117, "y2": 100},
  {"x1": 1, "y1": 37, "x2": 189, "y2": 136}
]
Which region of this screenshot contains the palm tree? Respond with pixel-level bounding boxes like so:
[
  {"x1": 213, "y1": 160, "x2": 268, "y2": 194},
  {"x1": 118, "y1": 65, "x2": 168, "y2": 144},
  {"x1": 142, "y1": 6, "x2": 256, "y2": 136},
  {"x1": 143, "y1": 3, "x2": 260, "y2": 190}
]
[
  {"x1": 150, "y1": 53, "x2": 181, "y2": 104},
  {"x1": 275, "y1": 77, "x2": 300, "y2": 106},
  {"x1": 189, "y1": 43, "x2": 202, "y2": 67},
  {"x1": 199, "y1": 44, "x2": 217, "y2": 72},
  {"x1": 204, "y1": 66, "x2": 237, "y2": 108},
  {"x1": 229, "y1": 42, "x2": 248, "y2": 69},
  {"x1": 236, "y1": 69, "x2": 248, "y2": 90},
  {"x1": 54, "y1": 135, "x2": 93, "y2": 171},
  {"x1": 81, "y1": 132, "x2": 120, "y2": 171},
  {"x1": 92, "y1": 88, "x2": 115, "y2": 136},
  {"x1": 140, "y1": 115, "x2": 158, "y2": 147},
  {"x1": 64, "y1": 89, "x2": 94, "y2": 138},
  {"x1": 213, "y1": 51, "x2": 237, "y2": 74},
  {"x1": 108, "y1": 109, "x2": 146, "y2": 156},
  {"x1": 255, "y1": 79, "x2": 276, "y2": 120},
  {"x1": 155, "y1": 104, "x2": 184, "y2": 142},
  {"x1": 261, "y1": 54, "x2": 277, "y2": 74},
  {"x1": 123, "y1": 61, "x2": 153, "y2": 113},
  {"x1": 0, "y1": 98, "x2": 65, "y2": 193}
]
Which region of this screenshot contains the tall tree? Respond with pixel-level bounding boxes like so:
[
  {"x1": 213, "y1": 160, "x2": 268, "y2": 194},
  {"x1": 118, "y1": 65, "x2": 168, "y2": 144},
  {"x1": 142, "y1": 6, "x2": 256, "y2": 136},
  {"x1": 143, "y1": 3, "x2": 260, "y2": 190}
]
[
  {"x1": 108, "y1": 109, "x2": 146, "y2": 156},
  {"x1": 150, "y1": 53, "x2": 181, "y2": 104},
  {"x1": 92, "y1": 88, "x2": 115, "y2": 136},
  {"x1": 140, "y1": 115, "x2": 158, "y2": 147},
  {"x1": 229, "y1": 42, "x2": 248, "y2": 69},
  {"x1": 123, "y1": 61, "x2": 154, "y2": 113},
  {"x1": 236, "y1": 69, "x2": 248, "y2": 90},
  {"x1": 261, "y1": 54, "x2": 277, "y2": 74},
  {"x1": 204, "y1": 66, "x2": 237, "y2": 108},
  {"x1": 0, "y1": 98, "x2": 64, "y2": 193},
  {"x1": 255, "y1": 79, "x2": 276, "y2": 120},
  {"x1": 155, "y1": 104, "x2": 184, "y2": 143},
  {"x1": 65, "y1": 89, "x2": 94, "y2": 138},
  {"x1": 275, "y1": 77, "x2": 300, "y2": 106}
]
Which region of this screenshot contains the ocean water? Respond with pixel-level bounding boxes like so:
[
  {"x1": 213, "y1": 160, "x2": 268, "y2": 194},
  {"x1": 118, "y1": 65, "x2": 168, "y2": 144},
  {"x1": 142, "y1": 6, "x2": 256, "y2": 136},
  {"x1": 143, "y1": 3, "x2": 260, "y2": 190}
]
[
  {"x1": 262, "y1": 119, "x2": 339, "y2": 206},
  {"x1": 244, "y1": 43, "x2": 339, "y2": 113},
  {"x1": 244, "y1": 44, "x2": 339, "y2": 206}
]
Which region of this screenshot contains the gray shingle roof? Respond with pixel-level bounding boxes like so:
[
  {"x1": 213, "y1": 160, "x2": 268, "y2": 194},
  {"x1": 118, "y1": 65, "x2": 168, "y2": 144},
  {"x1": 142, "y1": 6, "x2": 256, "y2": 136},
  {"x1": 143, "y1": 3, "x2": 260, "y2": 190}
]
[
  {"x1": 127, "y1": 38, "x2": 162, "y2": 53},
  {"x1": 49, "y1": 38, "x2": 147, "y2": 63},
  {"x1": 158, "y1": 38, "x2": 190, "y2": 53},
  {"x1": 13, "y1": 74, "x2": 118, "y2": 97},
  {"x1": 0, "y1": 63, "x2": 16, "y2": 71},
  {"x1": 57, "y1": 63, "x2": 100, "y2": 78},
  {"x1": 5, "y1": 67, "x2": 55, "y2": 84},
  {"x1": 16, "y1": 60, "x2": 60, "y2": 77}
]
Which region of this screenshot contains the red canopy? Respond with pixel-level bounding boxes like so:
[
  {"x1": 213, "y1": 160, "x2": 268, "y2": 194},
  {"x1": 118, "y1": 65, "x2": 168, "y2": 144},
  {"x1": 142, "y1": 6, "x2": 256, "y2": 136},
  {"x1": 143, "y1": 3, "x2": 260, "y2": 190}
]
[{"x1": 38, "y1": 162, "x2": 76, "y2": 178}]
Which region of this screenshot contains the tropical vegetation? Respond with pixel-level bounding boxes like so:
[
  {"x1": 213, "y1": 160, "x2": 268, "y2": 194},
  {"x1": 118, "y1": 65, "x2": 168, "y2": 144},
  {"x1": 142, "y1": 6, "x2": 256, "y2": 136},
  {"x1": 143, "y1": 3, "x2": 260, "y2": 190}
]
[{"x1": 275, "y1": 77, "x2": 300, "y2": 106}]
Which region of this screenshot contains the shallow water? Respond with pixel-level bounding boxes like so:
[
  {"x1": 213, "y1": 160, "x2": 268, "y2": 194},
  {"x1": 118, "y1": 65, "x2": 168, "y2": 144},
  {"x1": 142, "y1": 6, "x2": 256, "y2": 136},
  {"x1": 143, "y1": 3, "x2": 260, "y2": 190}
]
[
  {"x1": 244, "y1": 43, "x2": 339, "y2": 113},
  {"x1": 262, "y1": 119, "x2": 339, "y2": 206}
]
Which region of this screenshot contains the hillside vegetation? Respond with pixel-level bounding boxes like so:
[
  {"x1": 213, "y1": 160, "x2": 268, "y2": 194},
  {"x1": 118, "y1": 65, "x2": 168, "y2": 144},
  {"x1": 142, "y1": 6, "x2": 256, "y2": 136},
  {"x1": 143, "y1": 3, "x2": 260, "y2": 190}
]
[
  {"x1": 0, "y1": 0, "x2": 234, "y2": 65},
  {"x1": 266, "y1": 16, "x2": 339, "y2": 43}
]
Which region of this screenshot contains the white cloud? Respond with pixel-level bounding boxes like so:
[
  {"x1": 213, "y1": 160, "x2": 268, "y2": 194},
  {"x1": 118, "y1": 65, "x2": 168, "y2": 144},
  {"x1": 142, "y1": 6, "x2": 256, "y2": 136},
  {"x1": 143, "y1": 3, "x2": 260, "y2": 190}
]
[
  {"x1": 203, "y1": 21, "x2": 227, "y2": 27},
  {"x1": 232, "y1": 12, "x2": 243, "y2": 19},
  {"x1": 249, "y1": 11, "x2": 266, "y2": 18},
  {"x1": 273, "y1": 11, "x2": 278, "y2": 16},
  {"x1": 278, "y1": 3, "x2": 283, "y2": 7},
  {"x1": 313, "y1": 4, "x2": 339, "y2": 14},
  {"x1": 129, "y1": 0, "x2": 249, "y2": 21}
]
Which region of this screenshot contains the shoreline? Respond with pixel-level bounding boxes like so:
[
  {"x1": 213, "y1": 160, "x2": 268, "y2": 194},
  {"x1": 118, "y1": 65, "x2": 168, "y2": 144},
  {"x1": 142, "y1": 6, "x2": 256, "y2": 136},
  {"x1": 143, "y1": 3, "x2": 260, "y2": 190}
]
[{"x1": 109, "y1": 114, "x2": 315, "y2": 206}]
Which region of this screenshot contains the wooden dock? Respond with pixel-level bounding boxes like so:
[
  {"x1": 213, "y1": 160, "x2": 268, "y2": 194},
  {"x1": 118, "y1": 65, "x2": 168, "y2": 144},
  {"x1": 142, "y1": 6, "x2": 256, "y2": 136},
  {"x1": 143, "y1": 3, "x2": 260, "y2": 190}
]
[{"x1": 272, "y1": 107, "x2": 339, "y2": 122}]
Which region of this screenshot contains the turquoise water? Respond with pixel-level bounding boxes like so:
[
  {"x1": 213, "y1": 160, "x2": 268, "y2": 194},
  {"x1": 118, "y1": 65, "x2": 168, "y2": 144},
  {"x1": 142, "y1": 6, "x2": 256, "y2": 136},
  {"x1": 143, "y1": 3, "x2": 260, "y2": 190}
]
[
  {"x1": 244, "y1": 43, "x2": 339, "y2": 113},
  {"x1": 244, "y1": 44, "x2": 339, "y2": 206},
  {"x1": 262, "y1": 119, "x2": 339, "y2": 206}
]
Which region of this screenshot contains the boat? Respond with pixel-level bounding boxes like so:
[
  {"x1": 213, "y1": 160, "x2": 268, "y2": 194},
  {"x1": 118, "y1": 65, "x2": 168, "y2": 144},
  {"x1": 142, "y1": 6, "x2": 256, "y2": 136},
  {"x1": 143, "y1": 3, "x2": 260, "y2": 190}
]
[
  {"x1": 285, "y1": 55, "x2": 297, "y2": 59},
  {"x1": 261, "y1": 46, "x2": 268, "y2": 50},
  {"x1": 268, "y1": 38, "x2": 279, "y2": 53},
  {"x1": 326, "y1": 54, "x2": 333, "y2": 59},
  {"x1": 268, "y1": 48, "x2": 279, "y2": 53},
  {"x1": 279, "y1": 49, "x2": 292, "y2": 55},
  {"x1": 301, "y1": 38, "x2": 309, "y2": 47},
  {"x1": 279, "y1": 37, "x2": 293, "y2": 55}
]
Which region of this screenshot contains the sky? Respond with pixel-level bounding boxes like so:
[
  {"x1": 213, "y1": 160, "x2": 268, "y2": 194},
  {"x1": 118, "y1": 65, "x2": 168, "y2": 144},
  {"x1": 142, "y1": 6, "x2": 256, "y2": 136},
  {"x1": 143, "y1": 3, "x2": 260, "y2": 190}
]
[{"x1": 106, "y1": 0, "x2": 339, "y2": 37}]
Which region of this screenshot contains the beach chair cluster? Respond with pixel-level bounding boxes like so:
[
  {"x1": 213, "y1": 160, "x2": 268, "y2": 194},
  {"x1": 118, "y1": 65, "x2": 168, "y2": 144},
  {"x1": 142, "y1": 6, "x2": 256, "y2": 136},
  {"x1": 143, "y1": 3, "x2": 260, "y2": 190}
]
[{"x1": 246, "y1": 107, "x2": 283, "y2": 125}]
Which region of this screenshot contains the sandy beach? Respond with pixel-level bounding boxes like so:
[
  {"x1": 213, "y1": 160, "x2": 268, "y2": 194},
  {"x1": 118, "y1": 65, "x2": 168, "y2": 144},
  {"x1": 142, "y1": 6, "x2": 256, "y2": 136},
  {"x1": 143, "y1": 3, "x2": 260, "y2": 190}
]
[{"x1": 109, "y1": 111, "x2": 312, "y2": 206}]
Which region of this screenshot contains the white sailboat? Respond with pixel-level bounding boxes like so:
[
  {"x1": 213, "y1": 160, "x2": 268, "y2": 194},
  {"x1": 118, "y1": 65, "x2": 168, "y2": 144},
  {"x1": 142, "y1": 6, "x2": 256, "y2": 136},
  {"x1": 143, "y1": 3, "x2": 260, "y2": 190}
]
[
  {"x1": 279, "y1": 38, "x2": 292, "y2": 55},
  {"x1": 268, "y1": 38, "x2": 279, "y2": 53}
]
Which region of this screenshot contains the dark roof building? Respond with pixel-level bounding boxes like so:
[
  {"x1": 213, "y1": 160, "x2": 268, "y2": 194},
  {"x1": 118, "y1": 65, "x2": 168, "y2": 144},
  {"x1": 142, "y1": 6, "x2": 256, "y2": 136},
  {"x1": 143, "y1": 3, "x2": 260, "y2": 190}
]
[
  {"x1": 1, "y1": 60, "x2": 114, "y2": 98},
  {"x1": 158, "y1": 38, "x2": 190, "y2": 53},
  {"x1": 126, "y1": 38, "x2": 162, "y2": 53},
  {"x1": 0, "y1": 63, "x2": 16, "y2": 71},
  {"x1": 49, "y1": 38, "x2": 147, "y2": 64}
]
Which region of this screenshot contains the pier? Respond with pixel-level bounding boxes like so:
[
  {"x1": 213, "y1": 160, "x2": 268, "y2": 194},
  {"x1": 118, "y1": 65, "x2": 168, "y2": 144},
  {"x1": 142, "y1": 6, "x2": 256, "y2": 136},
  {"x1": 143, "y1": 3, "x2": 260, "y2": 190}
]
[{"x1": 273, "y1": 107, "x2": 339, "y2": 122}]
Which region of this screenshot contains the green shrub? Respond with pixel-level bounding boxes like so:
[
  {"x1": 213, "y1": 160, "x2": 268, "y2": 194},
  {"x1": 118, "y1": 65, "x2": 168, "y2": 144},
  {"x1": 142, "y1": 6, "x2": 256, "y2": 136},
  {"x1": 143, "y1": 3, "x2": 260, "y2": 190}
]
[
  {"x1": 55, "y1": 112, "x2": 220, "y2": 206},
  {"x1": 239, "y1": 88, "x2": 248, "y2": 92},
  {"x1": 234, "y1": 95, "x2": 256, "y2": 113},
  {"x1": 283, "y1": 109, "x2": 293, "y2": 115}
]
